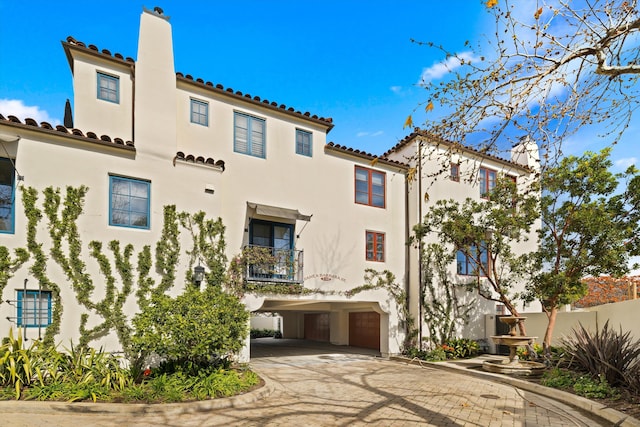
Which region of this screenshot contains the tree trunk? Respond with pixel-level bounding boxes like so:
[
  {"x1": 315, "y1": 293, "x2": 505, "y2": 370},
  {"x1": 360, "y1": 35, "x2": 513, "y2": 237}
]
[{"x1": 544, "y1": 306, "x2": 558, "y2": 354}]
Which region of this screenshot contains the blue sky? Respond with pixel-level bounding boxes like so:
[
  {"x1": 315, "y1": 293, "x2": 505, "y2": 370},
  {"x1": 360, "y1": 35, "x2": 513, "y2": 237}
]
[
  {"x1": 0, "y1": 0, "x2": 488, "y2": 156},
  {"x1": 0, "y1": 1, "x2": 637, "y2": 166}
]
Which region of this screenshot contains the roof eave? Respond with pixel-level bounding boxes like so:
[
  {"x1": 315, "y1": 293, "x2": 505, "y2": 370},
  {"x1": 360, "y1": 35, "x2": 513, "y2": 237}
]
[
  {"x1": 386, "y1": 130, "x2": 532, "y2": 173},
  {"x1": 0, "y1": 116, "x2": 135, "y2": 153},
  {"x1": 324, "y1": 143, "x2": 409, "y2": 171},
  {"x1": 177, "y1": 75, "x2": 335, "y2": 133},
  {"x1": 62, "y1": 38, "x2": 135, "y2": 75}
]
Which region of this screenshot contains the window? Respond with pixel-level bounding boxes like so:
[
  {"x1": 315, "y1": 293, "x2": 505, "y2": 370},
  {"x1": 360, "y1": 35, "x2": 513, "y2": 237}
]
[
  {"x1": 366, "y1": 231, "x2": 385, "y2": 262},
  {"x1": 355, "y1": 166, "x2": 385, "y2": 208},
  {"x1": 456, "y1": 243, "x2": 489, "y2": 276},
  {"x1": 16, "y1": 290, "x2": 52, "y2": 328},
  {"x1": 479, "y1": 167, "x2": 497, "y2": 198},
  {"x1": 249, "y1": 220, "x2": 295, "y2": 281},
  {"x1": 296, "y1": 129, "x2": 312, "y2": 157},
  {"x1": 450, "y1": 163, "x2": 460, "y2": 182},
  {"x1": 97, "y1": 72, "x2": 119, "y2": 103},
  {"x1": 109, "y1": 176, "x2": 150, "y2": 229},
  {"x1": 234, "y1": 112, "x2": 265, "y2": 158},
  {"x1": 190, "y1": 99, "x2": 208, "y2": 126},
  {"x1": 0, "y1": 158, "x2": 15, "y2": 233}
]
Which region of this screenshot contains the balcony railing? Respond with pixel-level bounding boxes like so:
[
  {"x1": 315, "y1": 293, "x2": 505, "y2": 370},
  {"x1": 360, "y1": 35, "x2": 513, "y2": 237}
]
[{"x1": 244, "y1": 244, "x2": 303, "y2": 283}]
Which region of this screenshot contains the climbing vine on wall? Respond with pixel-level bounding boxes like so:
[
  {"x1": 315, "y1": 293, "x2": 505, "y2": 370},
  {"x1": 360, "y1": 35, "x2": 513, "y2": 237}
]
[
  {"x1": 21, "y1": 187, "x2": 62, "y2": 346},
  {"x1": 0, "y1": 247, "x2": 29, "y2": 313},
  {"x1": 153, "y1": 205, "x2": 180, "y2": 297},
  {"x1": 16, "y1": 187, "x2": 186, "y2": 361},
  {"x1": 179, "y1": 211, "x2": 227, "y2": 287},
  {"x1": 85, "y1": 240, "x2": 135, "y2": 351},
  {"x1": 135, "y1": 245, "x2": 154, "y2": 311},
  {"x1": 346, "y1": 268, "x2": 417, "y2": 350},
  {"x1": 421, "y1": 243, "x2": 473, "y2": 349},
  {"x1": 42, "y1": 186, "x2": 105, "y2": 347}
]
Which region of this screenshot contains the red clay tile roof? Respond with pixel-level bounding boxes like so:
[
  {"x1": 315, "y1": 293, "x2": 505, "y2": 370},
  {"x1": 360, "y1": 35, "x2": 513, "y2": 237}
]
[
  {"x1": 0, "y1": 114, "x2": 135, "y2": 151},
  {"x1": 63, "y1": 37, "x2": 135, "y2": 73},
  {"x1": 325, "y1": 142, "x2": 409, "y2": 170},
  {"x1": 62, "y1": 36, "x2": 334, "y2": 131},
  {"x1": 383, "y1": 128, "x2": 530, "y2": 171},
  {"x1": 176, "y1": 73, "x2": 334, "y2": 131},
  {"x1": 174, "y1": 151, "x2": 225, "y2": 171}
]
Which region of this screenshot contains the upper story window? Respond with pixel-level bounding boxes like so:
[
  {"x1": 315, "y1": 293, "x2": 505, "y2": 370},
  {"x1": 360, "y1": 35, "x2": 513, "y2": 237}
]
[
  {"x1": 109, "y1": 175, "x2": 150, "y2": 229},
  {"x1": 97, "y1": 72, "x2": 119, "y2": 103},
  {"x1": 457, "y1": 243, "x2": 489, "y2": 276},
  {"x1": 0, "y1": 158, "x2": 15, "y2": 234},
  {"x1": 16, "y1": 290, "x2": 52, "y2": 328},
  {"x1": 366, "y1": 231, "x2": 385, "y2": 262},
  {"x1": 190, "y1": 99, "x2": 209, "y2": 126},
  {"x1": 450, "y1": 163, "x2": 460, "y2": 182},
  {"x1": 355, "y1": 166, "x2": 385, "y2": 208},
  {"x1": 249, "y1": 220, "x2": 296, "y2": 281},
  {"x1": 479, "y1": 167, "x2": 497, "y2": 199},
  {"x1": 296, "y1": 129, "x2": 312, "y2": 157},
  {"x1": 234, "y1": 112, "x2": 265, "y2": 158}
]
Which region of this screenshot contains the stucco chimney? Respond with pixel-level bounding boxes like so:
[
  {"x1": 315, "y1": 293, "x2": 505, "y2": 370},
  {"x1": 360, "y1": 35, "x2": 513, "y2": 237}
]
[
  {"x1": 134, "y1": 7, "x2": 176, "y2": 158},
  {"x1": 511, "y1": 135, "x2": 540, "y2": 172}
]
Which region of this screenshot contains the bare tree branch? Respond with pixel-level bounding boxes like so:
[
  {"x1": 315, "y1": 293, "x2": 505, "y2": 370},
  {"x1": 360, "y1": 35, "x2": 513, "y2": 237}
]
[{"x1": 411, "y1": 0, "x2": 640, "y2": 165}]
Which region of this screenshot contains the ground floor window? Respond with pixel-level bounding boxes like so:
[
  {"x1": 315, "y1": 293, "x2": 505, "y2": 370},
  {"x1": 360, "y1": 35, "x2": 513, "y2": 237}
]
[{"x1": 16, "y1": 290, "x2": 52, "y2": 328}]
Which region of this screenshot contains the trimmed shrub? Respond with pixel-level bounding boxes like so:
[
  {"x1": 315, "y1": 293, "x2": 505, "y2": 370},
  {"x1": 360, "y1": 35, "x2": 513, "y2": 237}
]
[
  {"x1": 250, "y1": 329, "x2": 282, "y2": 339},
  {"x1": 132, "y1": 285, "x2": 249, "y2": 372}
]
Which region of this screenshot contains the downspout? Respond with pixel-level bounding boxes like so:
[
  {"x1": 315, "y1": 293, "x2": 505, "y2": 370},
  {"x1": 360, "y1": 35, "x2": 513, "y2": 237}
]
[
  {"x1": 130, "y1": 63, "x2": 135, "y2": 143},
  {"x1": 23, "y1": 278, "x2": 27, "y2": 342},
  {"x1": 404, "y1": 165, "x2": 411, "y2": 348},
  {"x1": 417, "y1": 140, "x2": 423, "y2": 350}
]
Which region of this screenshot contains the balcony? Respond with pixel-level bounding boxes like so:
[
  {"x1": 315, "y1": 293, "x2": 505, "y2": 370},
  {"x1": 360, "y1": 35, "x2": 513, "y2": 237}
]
[{"x1": 244, "y1": 244, "x2": 304, "y2": 284}]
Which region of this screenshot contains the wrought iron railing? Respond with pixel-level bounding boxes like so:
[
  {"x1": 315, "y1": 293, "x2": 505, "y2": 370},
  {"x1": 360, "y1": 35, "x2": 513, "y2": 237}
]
[{"x1": 244, "y1": 244, "x2": 303, "y2": 283}]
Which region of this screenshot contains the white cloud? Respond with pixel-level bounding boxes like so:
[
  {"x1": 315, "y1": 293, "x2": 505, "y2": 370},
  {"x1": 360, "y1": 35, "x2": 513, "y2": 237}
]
[
  {"x1": 629, "y1": 256, "x2": 640, "y2": 276},
  {"x1": 390, "y1": 86, "x2": 402, "y2": 94},
  {"x1": 418, "y1": 51, "x2": 477, "y2": 84},
  {"x1": 615, "y1": 157, "x2": 637, "y2": 169},
  {"x1": 0, "y1": 99, "x2": 60, "y2": 126},
  {"x1": 357, "y1": 130, "x2": 384, "y2": 138}
]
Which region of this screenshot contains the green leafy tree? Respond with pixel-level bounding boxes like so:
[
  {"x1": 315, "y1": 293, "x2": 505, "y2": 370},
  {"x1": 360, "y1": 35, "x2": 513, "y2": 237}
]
[
  {"x1": 415, "y1": 177, "x2": 539, "y2": 336},
  {"x1": 526, "y1": 148, "x2": 640, "y2": 350}
]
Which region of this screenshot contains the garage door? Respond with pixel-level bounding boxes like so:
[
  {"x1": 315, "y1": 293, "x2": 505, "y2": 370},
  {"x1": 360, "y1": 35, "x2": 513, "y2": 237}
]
[
  {"x1": 349, "y1": 312, "x2": 380, "y2": 350},
  {"x1": 304, "y1": 313, "x2": 330, "y2": 342}
]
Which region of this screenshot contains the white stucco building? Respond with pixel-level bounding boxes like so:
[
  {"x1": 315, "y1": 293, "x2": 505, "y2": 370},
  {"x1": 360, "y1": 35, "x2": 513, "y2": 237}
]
[{"x1": 0, "y1": 7, "x2": 540, "y2": 360}]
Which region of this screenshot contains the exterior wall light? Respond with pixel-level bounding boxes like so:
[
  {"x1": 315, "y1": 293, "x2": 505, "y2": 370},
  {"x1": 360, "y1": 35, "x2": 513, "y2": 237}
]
[{"x1": 193, "y1": 264, "x2": 205, "y2": 287}]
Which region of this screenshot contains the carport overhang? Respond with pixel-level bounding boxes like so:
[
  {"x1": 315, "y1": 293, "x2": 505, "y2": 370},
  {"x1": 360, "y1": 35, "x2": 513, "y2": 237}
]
[
  {"x1": 240, "y1": 296, "x2": 393, "y2": 362},
  {"x1": 256, "y1": 299, "x2": 384, "y2": 313}
]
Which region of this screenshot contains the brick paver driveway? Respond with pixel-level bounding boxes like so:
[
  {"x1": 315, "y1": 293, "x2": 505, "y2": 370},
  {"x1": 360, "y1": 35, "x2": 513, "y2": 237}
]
[
  {"x1": 0, "y1": 340, "x2": 611, "y2": 426},
  {"x1": 234, "y1": 343, "x2": 605, "y2": 427}
]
